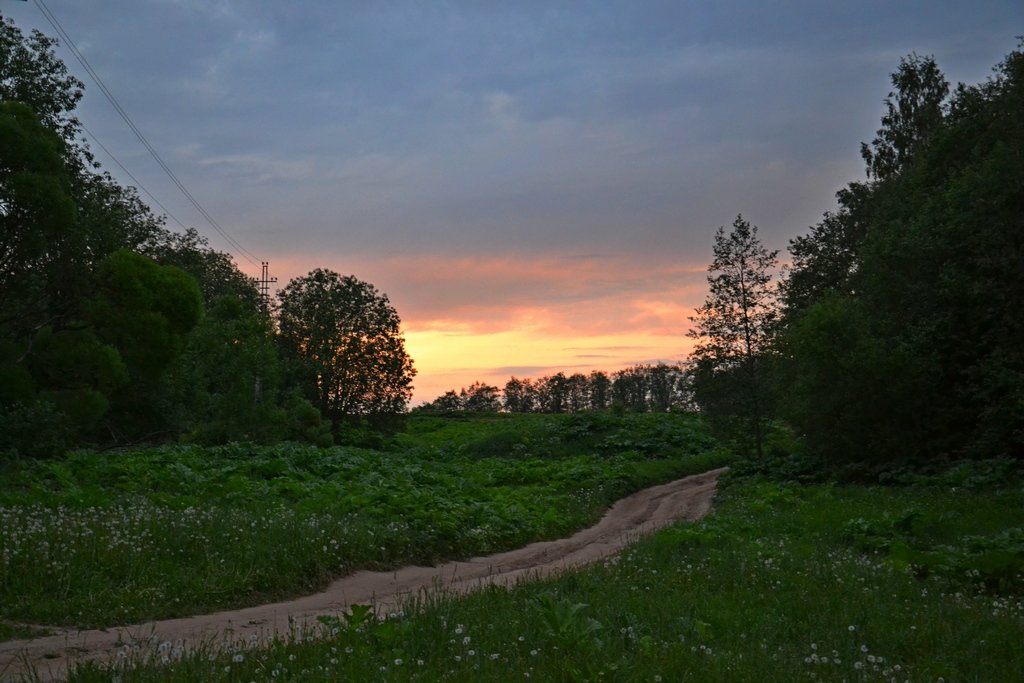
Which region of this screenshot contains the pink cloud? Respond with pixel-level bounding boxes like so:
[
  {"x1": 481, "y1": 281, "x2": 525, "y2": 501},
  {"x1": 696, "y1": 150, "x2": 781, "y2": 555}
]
[{"x1": 258, "y1": 250, "x2": 710, "y2": 402}]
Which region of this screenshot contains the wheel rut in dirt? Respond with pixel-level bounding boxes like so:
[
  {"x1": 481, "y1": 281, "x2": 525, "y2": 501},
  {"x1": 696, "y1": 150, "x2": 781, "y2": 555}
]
[{"x1": 0, "y1": 466, "x2": 727, "y2": 682}]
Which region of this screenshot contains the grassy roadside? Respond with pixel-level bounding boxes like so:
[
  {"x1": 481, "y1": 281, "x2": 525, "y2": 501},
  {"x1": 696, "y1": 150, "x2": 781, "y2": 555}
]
[
  {"x1": 68, "y1": 471, "x2": 1024, "y2": 682},
  {"x1": 0, "y1": 413, "x2": 726, "y2": 632}
]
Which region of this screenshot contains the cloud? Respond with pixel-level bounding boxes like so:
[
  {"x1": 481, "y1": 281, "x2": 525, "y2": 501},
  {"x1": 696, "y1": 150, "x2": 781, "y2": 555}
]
[
  {"x1": 195, "y1": 153, "x2": 316, "y2": 183},
  {"x1": 269, "y1": 250, "x2": 710, "y2": 338},
  {"x1": 154, "y1": 0, "x2": 238, "y2": 20}
]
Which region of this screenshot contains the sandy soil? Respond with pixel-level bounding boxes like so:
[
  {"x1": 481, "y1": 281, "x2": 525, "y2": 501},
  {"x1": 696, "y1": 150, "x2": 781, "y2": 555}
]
[{"x1": 0, "y1": 466, "x2": 726, "y2": 682}]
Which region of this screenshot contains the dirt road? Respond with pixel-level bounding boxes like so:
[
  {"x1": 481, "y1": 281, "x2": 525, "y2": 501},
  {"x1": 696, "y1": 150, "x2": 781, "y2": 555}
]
[{"x1": 0, "y1": 466, "x2": 726, "y2": 681}]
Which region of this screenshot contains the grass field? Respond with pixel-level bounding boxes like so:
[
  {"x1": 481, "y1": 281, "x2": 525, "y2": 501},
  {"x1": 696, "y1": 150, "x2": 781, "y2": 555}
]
[
  {"x1": 67, "y1": 470, "x2": 1024, "y2": 682},
  {"x1": 0, "y1": 412, "x2": 726, "y2": 631}
]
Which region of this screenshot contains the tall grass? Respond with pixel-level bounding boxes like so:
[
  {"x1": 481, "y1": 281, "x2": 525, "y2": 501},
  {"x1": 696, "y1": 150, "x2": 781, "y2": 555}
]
[
  {"x1": 0, "y1": 413, "x2": 727, "y2": 630},
  {"x1": 67, "y1": 475, "x2": 1024, "y2": 682}
]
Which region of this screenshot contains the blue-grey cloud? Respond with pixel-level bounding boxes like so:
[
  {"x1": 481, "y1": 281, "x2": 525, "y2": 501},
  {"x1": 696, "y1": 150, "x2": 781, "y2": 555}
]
[{"x1": 4, "y1": 0, "x2": 1020, "y2": 273}]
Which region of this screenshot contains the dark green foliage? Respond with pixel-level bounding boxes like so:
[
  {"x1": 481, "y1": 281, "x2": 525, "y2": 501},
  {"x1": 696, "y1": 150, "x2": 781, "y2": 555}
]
[
  {"x1": 780, "y1": 183, "x2": 874, "y2": 323},
  {"x1": 843, "y1": 506, "x2": 1024, "y2": 593},
  {"x1": 1, "y1": 19, "x2": 275, "y2": 453},
  {"x1": 0, "y1": 413, "x2": 724, "y2": 628},
  {"x1": 0, "y1": 100, "x2": 77, "y2": 335},
  {"x1": 861, "y1": 53, "x2": 949, "y2": 181},
  {"x1": 27, "y1": 327, "x2": 127, "y2": 428},
  {"x1": 147, "y1": 227, "x2": 262, "y2": 311},
  {"x1": 777, "y1": 294, "x2": 932, "y2": 466},
  {"x1": 778, "y1": 44, "x2": 1024, "y2": 466},
  {"x1": 88, "y1": 252, "x2": 203, "y2": 439},
  {"x1": 0, "y1": 15, "x2": 83, "y2": 141},
  {"x1": 167, "y1": 295, "x2": 290, "y2": 444},
  {"x1": 90, "y1": 250, "x2": 202, "y2": 384},
  {"x1": 407, "y1": 411, "x2": 722, "y2": 468}
]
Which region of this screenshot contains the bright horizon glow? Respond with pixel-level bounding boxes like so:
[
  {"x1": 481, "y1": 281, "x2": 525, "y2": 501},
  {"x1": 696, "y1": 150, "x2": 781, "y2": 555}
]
[
  {"x1": 270, "y1": 252, "x2": 707, "y2": 405},
  {"x1": 404, "y1": 325, "x2": 696, "y2": 407}
]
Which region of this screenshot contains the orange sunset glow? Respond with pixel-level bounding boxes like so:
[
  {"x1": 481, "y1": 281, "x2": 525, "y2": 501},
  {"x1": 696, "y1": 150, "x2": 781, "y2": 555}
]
[{"x1": 268, "y1": 252, "x2": 709, "y2": 405}]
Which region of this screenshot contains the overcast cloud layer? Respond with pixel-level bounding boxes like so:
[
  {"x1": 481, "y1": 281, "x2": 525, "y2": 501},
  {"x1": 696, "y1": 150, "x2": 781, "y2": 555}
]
[{"x1": 4, "y1": 1, "x2": 1021, "y2": 401}]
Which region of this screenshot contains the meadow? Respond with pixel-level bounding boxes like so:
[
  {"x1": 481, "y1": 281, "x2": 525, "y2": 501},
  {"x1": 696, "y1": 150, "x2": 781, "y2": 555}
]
[
  {"x1": 66, "y1": 465, "x2": 1024, "y2": 682},
  {"x1": 0, "y1": 412, "x2": 726, "y2": 633}
]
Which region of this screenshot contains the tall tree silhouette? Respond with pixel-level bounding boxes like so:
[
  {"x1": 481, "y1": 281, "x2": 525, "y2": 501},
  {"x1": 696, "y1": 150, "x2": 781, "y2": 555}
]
[{"x1": 688, "y1": 215, "x2": 778, "y2": 457}]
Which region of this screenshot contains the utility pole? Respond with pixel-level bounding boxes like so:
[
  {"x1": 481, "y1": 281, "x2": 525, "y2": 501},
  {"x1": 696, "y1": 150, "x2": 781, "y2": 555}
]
[
  {"x1": 254, "y1": 261, "x2": 277, "y2": 404},
  {"x1": 257, "y1": 261, "x2": 278, "y2": 315}
]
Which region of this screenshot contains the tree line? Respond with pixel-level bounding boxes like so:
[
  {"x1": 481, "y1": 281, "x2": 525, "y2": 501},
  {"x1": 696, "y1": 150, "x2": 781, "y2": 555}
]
[
  {"x1": 419, "y1": 363, "x2": 692, "y2": 414},
  {"x1": 688, "y1": 45, "x2": 1023, "y2": 470},
  {"x1": 0, "y1": 16, "x2": 415, "y2": 457}
]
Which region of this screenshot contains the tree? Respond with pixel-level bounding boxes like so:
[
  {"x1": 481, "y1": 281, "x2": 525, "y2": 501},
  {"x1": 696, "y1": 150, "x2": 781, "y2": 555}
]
[
  {"x1": 1, "y1": 14, "x2": 282, "y2": 450},
  {"x1": 503, "y1": 377, "x2": 536, "y2": 413},
  {"x1": 277, "y1": 269, "x2": 416, "y2": 422},
  {"x1": 861, "y1": 53, "x2": 948, "y2": 181},
  {"x1": 89, "y1": 249, "x2": 202, "y2": 437},
  {"x1": 588, "y1": 371, "x2": 611, "y2": 410},
  {"x1": 0, "y1": 15, "x2": 84, "y2": 143},
  {"x1": 647, "y1": 363, "x2": 683, "y2": 413},
  {"x1": 429, "y1": 390, "x2": 463, "y2": 412},
  {"x1": 461, "y1": 381, "x2": 501, "y2": 412},
  {"x1": 688, "y1": 215, "x2": 778, "y2": 457},
  {"x1": 566, "y1": 373, "x2": 590, "y2": 413},
  {"x1": 166, "y1": 295, "x2": 285, "y2": 443},
  {"x1": 147, "y1": 228, "x2": 261, "y2": 312},
  {"x1": 779, "y1": 45, "x2": 1024, "y2": 465},
  {"x1": 537, "y1": 373, "x2": 568, "y2": 413},
  {"x1": 780, "y1": 183, "x2": 874, "y2": 324},
  {"x1": 0, "y1": 101, "x2": 77, "y2": 337},
  {"x1": 612, "y1": 366, "x2": 647, "y2": 412}
]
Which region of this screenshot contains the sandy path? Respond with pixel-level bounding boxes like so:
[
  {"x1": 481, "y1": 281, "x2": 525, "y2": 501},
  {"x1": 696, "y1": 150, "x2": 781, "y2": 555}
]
[{"x1": 0, "y1": 467, "x2": 726, "y2": 682}]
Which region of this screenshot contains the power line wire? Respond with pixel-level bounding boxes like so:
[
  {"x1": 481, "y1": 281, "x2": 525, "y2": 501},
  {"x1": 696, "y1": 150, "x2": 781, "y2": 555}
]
[
  {"x1": 78, "y1": 121, "x2": 190, "y2": 232},
  {"x1": 32, "y1": 0, "x2": 262, "y2": 266}
]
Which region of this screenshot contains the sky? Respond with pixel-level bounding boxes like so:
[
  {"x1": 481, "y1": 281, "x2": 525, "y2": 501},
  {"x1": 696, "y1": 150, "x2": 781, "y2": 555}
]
[{"x1": 4, "y1": 0, "x2": 1021, "y2": 404}]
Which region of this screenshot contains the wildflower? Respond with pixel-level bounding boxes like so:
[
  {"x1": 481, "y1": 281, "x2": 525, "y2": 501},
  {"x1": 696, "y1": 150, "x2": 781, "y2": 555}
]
[
  {"x1": 394, "y1": 658, "x2": 403, "y2": 666},
  {"x1": 848, "y1": 625, "x2": 856, "y2": 632},
  {"x1": 233, "y1": 654, "x2": 244, "y2": 663}
]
